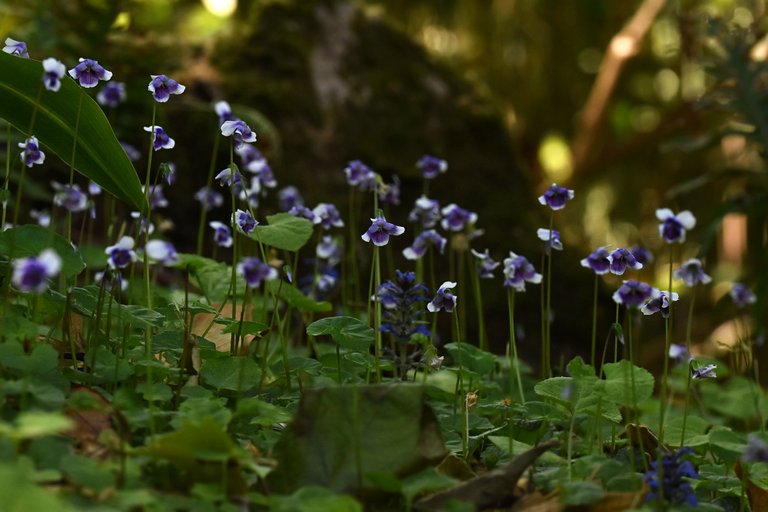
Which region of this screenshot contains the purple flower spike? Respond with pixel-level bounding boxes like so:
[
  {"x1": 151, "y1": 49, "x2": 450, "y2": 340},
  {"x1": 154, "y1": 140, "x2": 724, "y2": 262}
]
[
  {"x1": 538, "y1": 183, "x2": 575, "y2": 211},
  {"x1": 409, "y1": 195, "x2": 441, "y2": 228},
  {"x1": 143, "y1": 125, "x2": 175, "y2": 151},
  {"x1": 12, "y1": 249, "x2": 61, "y2": 293},
  {"x1": 215, "y1": 101, "x2": 236, "y2": 124},
  {"x1": 427, "y1": 281, "x2": 458, "y2": 313},
  {"x1": 97, "y1": 82, "x2": 126, "y2": 108},
  {"x1": 237, "y1": 257, "x2": 277, "y2": 288},
  {"x1": 656, "y1": 208, "x2": 696, "y2": 244},
  {"x1": 644, "y1": 447, "x2": 698, "y2": 506},
  {"x1": 3, "y1": 37, "x2": 29, "y2": 58},
  {"x1": 209, "y1": 221, "x2": 233, "y2": 248},
  {"x1": 503, "y1": 252, "x2": 542, "y2": 292},
  {"x1": 403, "y1": 229, "x2": 446, "y2": 260},
  {"x1": 692, "y1": 363, "x2": 717, "y2": 380},
  {"x1": 345, "y1": 160, "x2": 377, "y2": 190},
  {"x1": 630, "y1": 245, "x2": 654, "y2": 266},
  {"x1": 471, "y1": 248, "x2": 500, "y2": 279},
  {"x1": 730, "y1": 283, "x2": 756, "y2": 308},
  {"x1": 361, "y1": 216, "x2": 405, "y2": 247},
  {"x1": 278, "y1": 186, "x2": 303, "y2": 211},
  {"x1": 194, "y1": 186, "x2": 223, "y2": 211},
  {"x1": 641, "y1": 289, "x2": 679, "y2": 318},
  {"x1": 18, "y1": 136, "x2": 45, "y2": 167},
  {"x1": 674, "y1": 259, "x2": 711, "y2": 287},
  {"x1": 52, "y1": 183, "x2": 88, "y2": 212},
  {"x1": 608, "y1": 248, "x2": 643, "y2": 275},
  {"x1": 68, "y1": 58, "x2": 112, "y2": 88},
  {"x1": 148, "y1": 74, "x2": 185, "y2": 103},
  {"x1": 417, "y1": 155, "x2": 448, "y2": 180},
  {"x1": 220, "y1": 119, "x2": 257, "y2": 149},
  {"x1": 537, "y1": 228, "x2": 563, "y2": 254},
  {"x1": 580, "y1": 247, "x2": 611, "y2": 275},
  {"x1": 233, "y1": 209, "x2": 258, "y2": 234},
  {"x1": 612, "y1": 279, "x2": 654, "y2": 308},
  {"x1": 106, "y1": 236, "x2": 137, "y2": 269},
  {"x1": 42, "y1": 58, "x2": 66, "y2": 92},
  {"x1": 145, "y1": 239, "x2": 179, "y2": 266},
  {"x1": 441, "y1": 203, "x2": 477, "y2": 232},
  {"x1": 312, "y1": 203, "x2": 344, "y2": 230}
]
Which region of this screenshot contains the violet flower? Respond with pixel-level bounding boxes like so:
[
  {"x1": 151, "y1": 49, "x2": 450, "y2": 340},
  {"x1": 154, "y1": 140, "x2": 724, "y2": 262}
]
[
  {"x1": 612, "y1": 280, "x2": 654, "y2": 308},
  {"x1": 68, "y1": 58, "x2": 112, "y2": 88},
  {"x1": 316, "y1": 235, "x2": 342, "y2": 266},
  {"x1": 361, "y1": 216, "x2": 405, "y2": 246},
  {"x1": 408, "y1": 195, "x2": 441, "y2": 228},
  {"x1": 105, "y1": 236, "x2": 137, "y2": 269},
  {"x1": 730, "y1": 283, "x2": 756, "y2": 308},
  {"x1": 148, "y1": 74, "x2": 185, "y2": 102},
  {"x1": 289, "y1": 205, "x2": 320, "y2": 224},
  {"x1": 220, "y1": 119, "x2": 256, "y2": 149},
  {"x1": 237, "y1": 257, "x2": 277, "y2": 288},
  {"x1": 608, "y1": 247, "x2": 643, "y2": 275},
  {"x1": 379, "y1": 175, "x2": 401, "y2": 205},
  {"x1": 378, "y1": 270, "x2": 431, "y2": 344},
  {"x1": 233, "y1": 209, "x2": 257, "y2": 234},
  {"x1": 630, "y1": 245, "x2": 654, "y2": 266},
  {"x1": 344, "y1": 160, "x2": 377, "y2": 190},
  {"x1": 97, "y1": 82, "x2": 126, "y2": 108},
  {"x1": 3, "y1": 37, "x2": 29, "y2": 58},
  {"x1": 580, "y1": 247, "x2": 611, "y2": 275},
  {"x1": 417, "y1": 155, "x2": 447, "y2": 180},
  {"x1": 427, "y1": 281, "x2": 458, "y2": 313},
  {"x1": 441, "y1": 203, "x2": 477, "y2": 232},
  {"x1": 674, "y1": 259, "x2": 711, "y2": 287},
  {"x1": 470, "y1": 248, "x2": 500, "y2": 279},
  {"x1": 52, "y1": 183, "x2": 88, "y2": 213},
  {"x1": 143, "y1": 125, "x2": 175, "y2": 151},
  {"x1": 538, "y1": 183, "x2": 574, "y2": 211},
  {"x1": 278, "y1": 186, "x2": 303, "y2": 211},
  {"x1": 145, "y1": 239, "x2": 179, "y2": 265},
  {"x1": 692, "y1": 363, "x2": 717, "y2": 380},
  {"x1": 11, "y1": 249, "x2": 61, "y2": 293},
  {"x1": 194, "y1": 187, "x2": 223, "y2": 211},
  {"x1": 644, "y1": 447, "x2": 698, "y2": 506},
  {"x1": 656, "y1": 208, "x2": 696, "y2": 244},
  {"x1": 42, "y1": 58, "x2": 66, "y2": 92},
  {"x1": 19, "y1": 136, "x2": 45, "y2": 167},
  {"x1": 215, "y1": 101, "x2": 236, "y2": 124},
  {"x1": 503, "y1": 252, "x2": 542, "y2": 292},
  {"x1": 402, "y1": 229, "x2": 446, "y2": 260},
  {"x1": 209, "y1": 221, "x2": 233, "y2": 248},
  {"x1": 641, "y1": 289, "x2": 679, "y2": 318},
  {"x1": 312, "y1": 203, "x2": 344, "y2": 230},
  {"x1": 537, "y1": 228, "x2": 563, "y2": 254}
]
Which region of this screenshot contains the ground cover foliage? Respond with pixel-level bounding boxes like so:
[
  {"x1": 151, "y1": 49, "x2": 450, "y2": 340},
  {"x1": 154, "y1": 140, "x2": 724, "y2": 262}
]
[{"x1": 4, "y1": 8, "x2": 768, "y2": 512}]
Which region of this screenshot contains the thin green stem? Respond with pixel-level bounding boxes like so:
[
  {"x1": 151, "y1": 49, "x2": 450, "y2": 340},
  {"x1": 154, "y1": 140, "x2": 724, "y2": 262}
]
[
  {"x1": 373, "y1": 245, "x2": 382, "y2": 382},
  {"x1": 590, "y1": 274, "x2": 598, "y2": 368},
  {"x1": 196, "y1": 130, "x2": 221, "y2": 256},
  {"x1": 66, "y1": 90, "x2": 84, "y2": 243},
  {"x1": 544, "y1": 213, "x2": 554, "y2": 378},
  {"x1": 507, "y1": 289, "x2": 525, "y2": 404},
  {"x1": 471, "y1": 260, "x2": 487, "y2": 351},
  {"x1": 2, "y1": 122, "x2": 11, "y2": 230}
]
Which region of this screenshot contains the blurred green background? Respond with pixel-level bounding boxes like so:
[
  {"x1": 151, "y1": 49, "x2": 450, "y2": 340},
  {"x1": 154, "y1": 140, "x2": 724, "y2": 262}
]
[{"x1": 3, "y1": 0, "x2": 767, "y2": 373}]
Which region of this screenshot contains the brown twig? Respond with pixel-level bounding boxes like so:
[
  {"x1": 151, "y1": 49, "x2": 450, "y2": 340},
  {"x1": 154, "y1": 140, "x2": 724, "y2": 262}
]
[{"x1": 571, "y1": 0, "x2": 668, "y2": 175}]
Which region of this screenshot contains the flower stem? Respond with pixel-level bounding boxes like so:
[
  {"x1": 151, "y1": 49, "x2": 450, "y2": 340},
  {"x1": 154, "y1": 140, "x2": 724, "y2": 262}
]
[
  {"x1": 471, "y1": 258, "x2": 487, "y2": 351},
  {"x1": 544, "y1": 213, "x2": 554, "y2": 377},
  {"x1": 66, "y1": 90, "x2": 84, "y2": 243},
  {"x1": 590, "y1": 274, "x2": 598, "y2": 368},
  {"x1": 507, "y1": 288, "x2": 525, "y2": 404},
  {"x1": 1, "y1": 122, "x2": 12, "y2": 230},
  {"x1": 196, "y1": 129, "x2": 221, "y2": 256},
  {"x1": 373, "y1": 245, "x2": 382, "y2": 382}
]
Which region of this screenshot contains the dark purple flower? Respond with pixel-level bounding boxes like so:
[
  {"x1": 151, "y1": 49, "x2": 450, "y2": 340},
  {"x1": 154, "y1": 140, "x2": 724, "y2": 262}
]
[
  {"x1": 403, "y1": 229, "x2": 446, "y2": 260},
  {"x1": 537, "y1": 228, "x2": 563, "y2": 254},
  {"x1": 221, "y1": 119, "x2": 256, "y2": 149},
  {"x1": 674, "y1": 259, "x2": 711, "y2": 287},
  {"x1": 68, "y1": 58, "x2": 112, "y2": 88},
  {"x1": 312, "y1": 203, "x2": 344, "y2": 230},
  {"x1": 12, "y1": 249, "x2": 61, "y2": 293},
  {"x1": 209, "y1": 221, "x2": 233, "y2": 248},
  {"x1": 344, "y1": 160, "x2": 377, "y2": 190},
  {"x1": 730, "y1": 283, "x2": 756, "y2": 308},
  {"x1": 361, "y1": 216, "x2": 405, "y2": 246},
  {"x1": 289, "y1": 205, "x2": 320, "y2": 224},
  {"x1": 692, "y1": 363, "x2": 717, "y2": 379},
  {"x1": 148, "y1": 74, "x2": 185, "y2": 103},
  {"x1": 145, "y1": 239, "x2": 179, "y2": 265},
  {"x1": 215, "y1": 101, "x2": 236, "y2": 125},
  {"x1": 105, "y1": 236, "x2": 137, "y2": 269},
  {"x1": 97, "y1": 81, "x2": 126, "y2": 107},
  {"x1": 471, "y1": 249, "x2": 500, "y2": 279},
  {"x1": 408, "y1": 195, "x2": 441, "y2": 228},
  {"x1": 503, "y1": 252, "x2": 542, "y2": 292},
  {"x1": 233, "y1": 209, "x2": 257, "y2": 234},
  {"x1": 612, "y1": 280, "x2": 654, "y2": 308},
  {"x1": 237, "y1": 257, "x2": 277, "y2": 288},
  {"x1": 3, "y1": 37, "x2": 28, "y2": 58},
  {"x1": 42, "y1": 58, "x2": 66, "y2": 92},
  {"x1": 278, "y1": 186, "x2": 303, "y2": 211},
  {"x1": 608, "y1": 248, "x2": 643, "y2": 275},
  {"x1": 644, "y1": 448, "x2": 698, "y2": 506},
  {"x1": 441, "y1": 203, "x2": 477, "y2": 232},
  {"x1": 214, "y1": 166, "x2": 242, "y2": 191},
  {"x1": 52, "y1": 183, "x2": 88, "y2": 212},
  {"x1": 630, "y1": 245, "x2": 654, "y2": 266},
  {"x1": 580, "y1": 247, "x2": 611, "y2": 275},
  {"x1": 427, "y1": 281, "x2": 457, "y2": 313},
  {"x1": 641, "y1": 289, "x2": 679, "y2": 318},
  {"x1": 19, "y1": 136, "x2": 44, "y2": 167},
  {"x1": 538, "y1": 183, "x2": 574, "y2": 211},
  {"x1": 656, "y1": 208, "x2": 696, "y2": 244},
  {"x1": 194, "y1": 186, "x2": 223, "y2": 211},
  {"x1": 416, "y1": 155, "x2": 447, "y2": 180},
  {"x1": 378, "y1": 270, "x2": 431, "y2": 343},
  {"x1": 144, "y1": 125, "x2": 175, "y2": 151}
]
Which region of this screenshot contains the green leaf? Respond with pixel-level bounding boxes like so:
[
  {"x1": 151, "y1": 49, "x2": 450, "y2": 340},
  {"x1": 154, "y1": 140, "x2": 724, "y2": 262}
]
[
  {"x1": 602, "y1": 360, "x2": 655, "y2": 406},
  {"x1": 444, "y1": 342, "x2": 496, "y2": 375},
  {"x1": 8, "y1": 411, "x2": 74, "y2": 440},
  {"x1": 266, "y1": 486, "x2": 362, "y2": 512},
  {"x1": 251, "y1": 212, "x2": 314, "y2": 251},
  {"x1": 0, "y1": 462, "x2": 73, "y2": 511},
  {"x1": 560, "y1": 481, "x2": 604, "y2": 506},
  {"x1": 0, "y1": 52, "x2": 147, "y2": 212},
  {"x1": 0, "y1": 225, "x2": 85, "y2": 278},
  {"x1": 214, "y1": 317, "x2": 269, "y2": 336},
  {"x1": 663, "y1": 415, "x2": 710, "y2": 447},
  {"x1": 200, "y1": 356, "x2": 262, "y2": 392},
  {"x1": 306, "y1": 316, "x2": 373, "y2": 351},
  {"x1": 269, "y1": 383, "x2": 447, "y2": 493},
  {"x1": 266, "y1": 279, "x2": 332, "y2": 313},
  {"x1": 176, "y1": 254, "x2": 242, "y2": 303}
]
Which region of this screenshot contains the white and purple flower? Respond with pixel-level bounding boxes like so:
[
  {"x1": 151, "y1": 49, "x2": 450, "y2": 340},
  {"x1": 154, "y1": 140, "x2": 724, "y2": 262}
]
[
  {"x1": 403, "y1": 229, "x2": 446, "y2": 260},
  {"x1": 121, "y1": 141, "x2": 141, "y2": 161},
  {"x1": 68, "y1": 58, "x2": 112, "y2": 88},
  {"x1": 344, "y1": 160, "x2": 377, "y2": 190},
  {"x1": 608, "y1": 247, "x2": 643, "y2": 275},
  {"x1": 289, "y1": 205, "x2": 320, "y2": 224},
  {"x1": 630, "y1": 245, "x2": 654, "y2": 266},
  {"x1": 237, "y1": 257, "x2": 277, "y2": 288},
  {"x1": 143, "y1": 125, "x2": 175, "y2": 151},
  {"x1": 379, "y1": 175, "x2": 401, "y2": 205},
  {"x1": 145, "y1": 239, "x2": 179, "y2": 265},
  {"x1": 440, "y1": 203, "x2": 477, "y2": 232},
  {"x1": 97, "y1": 81, "x2": 126, "y2": 108},
  {"x1": 417, "y1": 155, "x2": 447, "y2": 180},
  {"x1": 580, "y1": 247, "x2": 611, "y2": 275},
  {"x1": 674, "y1": 259, "x2": 711, "y2": 287},
  {"x1": 408, "y1": 195, "x2": 441, "y2": 228},
  {"x1": 656, "y1": 208, "x2": 696, "y2": 244},
  {"x1": 11, "y1": 249, "x2": 61, "y2": 293},
  {"x1": 42, "y1": 58, "x2": 66, "y2": 92},
  {"x1": 52, "y1": 183, "x2": 88, "y2": 212},
  {"x1": 538, "y1": 183, "x2": 575, "y2": 211},
  {"x1": 316, "y1": 235, "x2": 342, "y2": 266},
  {"x1": 19, "y1": 136, "x2": 45, "y2": 167},
  {"x1": 692, "y1": 363, "x2": 717, "y2": 380},
  {"x1": 640, "y1": 289, "x2": 679, "y2": 318},
  {"x1": 503, "y1": 252, "x2": 542, "y2": 292},
  {"x1": 537, "y1": 228, "x2": 563, "y2": 254},
  {"x1": 233, "y1": 209, "x2": 257, "y2": 234},
  {"x1": 220, "y1": 119, "x2": 257, "y2": 149},
  {"x1": 361, "y1": 216, "x2": 405, "y2": 246},
  {"x1": 194, "y1": 186, "x2": 224, "y2": 211},
  {"x1": 730, "y1": 283, "x2": 756, "y2": 309},
  {"x1": 3, "y1": 37, "x2": 29, "y2": 58},
  {"x1": 471, "y1": 248, "x2": 500, "y2": 279},
  {"x1": 209, "y1": 221, "x2": 233, "y2": 248},
  {"x1": 427, "y1": 281, "x2": 458, "y2": 313},
  {"x1": 106, "y1": 236, "x2": 137, "y2": 269},
  {"x1": 215, "y1": 101, "x2": 236, "y2": 125},
  {"x1": 612, "y1": 279, "x2": 654, "y2": 308},
  {"x1": 278, "y1": 186, "x2": 303, "y2": 211},
  {"x1": 148, "y1": 74, "x2": 185, "y2": 102},
  {"x1": 312, "y1": 203, "x2": 344, "y2": 230}
]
